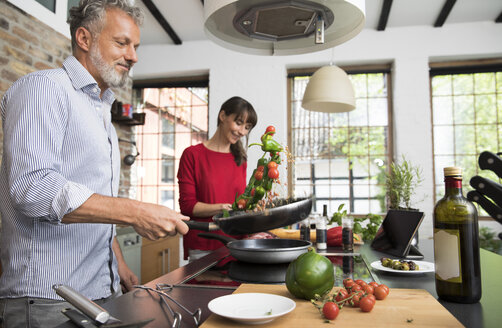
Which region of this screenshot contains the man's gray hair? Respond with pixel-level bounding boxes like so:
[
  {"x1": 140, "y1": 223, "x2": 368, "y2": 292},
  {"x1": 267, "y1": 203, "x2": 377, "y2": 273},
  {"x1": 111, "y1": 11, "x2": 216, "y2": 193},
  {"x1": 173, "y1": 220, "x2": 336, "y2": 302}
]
[{"x1": 68, "y1": 0, "x2": 144, "y2": 51}]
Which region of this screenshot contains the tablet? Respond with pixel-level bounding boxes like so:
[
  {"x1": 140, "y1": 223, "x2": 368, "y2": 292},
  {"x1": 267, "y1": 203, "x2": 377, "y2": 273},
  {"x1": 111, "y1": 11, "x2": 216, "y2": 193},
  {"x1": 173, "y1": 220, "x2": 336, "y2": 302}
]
[{"x1": 370, "y1": 209, "x2": 424, "y2": 260}]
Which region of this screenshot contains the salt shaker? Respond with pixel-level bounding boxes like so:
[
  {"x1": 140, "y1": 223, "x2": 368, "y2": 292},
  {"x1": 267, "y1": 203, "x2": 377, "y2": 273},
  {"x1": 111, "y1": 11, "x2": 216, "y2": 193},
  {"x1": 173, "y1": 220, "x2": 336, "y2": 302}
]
[{"x1": 299, "y1": 217, "x2": 310, "y2": 242}]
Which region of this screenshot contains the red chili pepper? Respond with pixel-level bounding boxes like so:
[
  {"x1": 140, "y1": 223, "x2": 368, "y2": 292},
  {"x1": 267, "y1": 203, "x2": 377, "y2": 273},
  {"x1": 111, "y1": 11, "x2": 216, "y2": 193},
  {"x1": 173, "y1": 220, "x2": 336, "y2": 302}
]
[{"x1": 327, "y1": 227, "x2": 343, "y2": 246}]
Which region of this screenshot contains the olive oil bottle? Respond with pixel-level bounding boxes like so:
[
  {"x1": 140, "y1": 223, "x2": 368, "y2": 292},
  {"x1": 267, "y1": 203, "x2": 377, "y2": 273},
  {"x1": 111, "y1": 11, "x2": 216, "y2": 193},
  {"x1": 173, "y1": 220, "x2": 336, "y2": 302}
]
[{"x1": 433, "y1": 167, "x2": 481, "y2": 303}]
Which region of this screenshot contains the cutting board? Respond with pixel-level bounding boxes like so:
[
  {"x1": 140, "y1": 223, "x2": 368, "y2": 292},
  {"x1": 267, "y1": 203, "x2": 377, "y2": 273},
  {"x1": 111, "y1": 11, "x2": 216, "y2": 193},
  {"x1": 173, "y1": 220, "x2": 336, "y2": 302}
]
[{"x1": 201, "y1": 284, "x2": 463, "y2": 327}]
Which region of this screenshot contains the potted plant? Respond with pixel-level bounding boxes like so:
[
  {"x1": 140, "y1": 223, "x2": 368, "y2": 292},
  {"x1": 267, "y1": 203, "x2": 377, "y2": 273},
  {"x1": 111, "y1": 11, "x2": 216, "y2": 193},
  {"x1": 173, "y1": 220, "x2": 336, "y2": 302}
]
[{"x1": 384, "y1": 156, "x2": 424, "y2": 245}]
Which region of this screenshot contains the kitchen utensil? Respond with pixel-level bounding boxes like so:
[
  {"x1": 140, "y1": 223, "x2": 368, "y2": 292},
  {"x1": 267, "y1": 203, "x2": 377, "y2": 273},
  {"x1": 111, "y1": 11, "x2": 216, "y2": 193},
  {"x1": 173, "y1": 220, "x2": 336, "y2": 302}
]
[
  {"x1": 478, "y1": 151, "x2": 502, "y2": 178},
  {"x1": 207, "y1": 293, "x2": 296, "y2": 325},
  {"x1": 186, "y1": 197, "x2": 312, "y2": 235},
  {"x1": 467, "y1": 190, "x2": 502, "y2": 224},
  {"x1": 198, "y1": 233, "x2": 311, "y2": 264},
  {"x1": 53, "y1": 285, "x2": 153, "y2": 328},
  {"x1": 470, "y1": 175, "x2": 502, "y2": 208}
]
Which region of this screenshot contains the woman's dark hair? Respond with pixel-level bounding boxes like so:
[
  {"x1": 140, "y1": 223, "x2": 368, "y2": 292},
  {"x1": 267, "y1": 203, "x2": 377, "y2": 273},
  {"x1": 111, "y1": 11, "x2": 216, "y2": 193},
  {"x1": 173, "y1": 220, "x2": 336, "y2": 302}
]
[{"x1": 217, "y1": 96, "x2": 258, "y2": 166}]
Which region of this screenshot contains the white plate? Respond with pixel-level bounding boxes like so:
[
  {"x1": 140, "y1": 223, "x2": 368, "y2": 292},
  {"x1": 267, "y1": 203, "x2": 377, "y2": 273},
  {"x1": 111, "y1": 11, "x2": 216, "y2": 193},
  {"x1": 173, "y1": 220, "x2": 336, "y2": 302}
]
[
  {"x1": 370, "y1": 260, "x2": 435, "y2": 274},
  {"x1": 208, "y1": 293, "x2": 296, "y2": 325}
]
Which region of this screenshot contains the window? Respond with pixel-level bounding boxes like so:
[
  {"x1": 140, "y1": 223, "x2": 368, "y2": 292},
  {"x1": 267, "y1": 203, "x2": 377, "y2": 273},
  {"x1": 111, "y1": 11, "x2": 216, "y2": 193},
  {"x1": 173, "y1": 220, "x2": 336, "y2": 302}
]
[
  {"x1": 35, "y1": 0, "x2": 55, "y2": 12},
  {"x1": 133, "y1": 84, "x2": 209, "y2": 211},
  {"x1": 430, "y1": 64, "x2": 502, "y2": 215},
  {"x1": 289, "y1": 68, "x2": 393, "y2": 215}
]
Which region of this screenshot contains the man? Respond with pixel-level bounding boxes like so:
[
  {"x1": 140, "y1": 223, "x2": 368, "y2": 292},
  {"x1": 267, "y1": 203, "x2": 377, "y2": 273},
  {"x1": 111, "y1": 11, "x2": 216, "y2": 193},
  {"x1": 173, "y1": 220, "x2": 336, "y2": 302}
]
[{"x1": 0, "y1": 0, "x2": 189, "y2": 326}]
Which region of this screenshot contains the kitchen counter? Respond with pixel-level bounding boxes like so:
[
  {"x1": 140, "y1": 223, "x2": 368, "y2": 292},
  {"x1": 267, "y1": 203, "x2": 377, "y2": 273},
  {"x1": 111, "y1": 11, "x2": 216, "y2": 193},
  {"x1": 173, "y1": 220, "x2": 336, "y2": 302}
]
[{"x1": 75, "y1": 241, "x2": 499, "y2": 328}]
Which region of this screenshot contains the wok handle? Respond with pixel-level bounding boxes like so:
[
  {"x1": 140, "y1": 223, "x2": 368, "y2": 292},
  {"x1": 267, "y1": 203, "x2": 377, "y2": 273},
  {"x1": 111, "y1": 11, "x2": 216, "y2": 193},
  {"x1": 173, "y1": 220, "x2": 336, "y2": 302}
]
[{"x1": 186, "y1": 220, "x2": 220, "y2": 231}]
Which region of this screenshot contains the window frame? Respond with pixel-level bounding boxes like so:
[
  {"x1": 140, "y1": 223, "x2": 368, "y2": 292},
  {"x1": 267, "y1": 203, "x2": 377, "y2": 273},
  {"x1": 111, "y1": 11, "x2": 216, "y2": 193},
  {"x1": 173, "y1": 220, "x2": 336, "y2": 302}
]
[
  {"x1": 429, "y1": 58, "x2": 502, "y2": 220},
  {"x1": 287, "y1": 64, "x2": 394, "y2": 215}
]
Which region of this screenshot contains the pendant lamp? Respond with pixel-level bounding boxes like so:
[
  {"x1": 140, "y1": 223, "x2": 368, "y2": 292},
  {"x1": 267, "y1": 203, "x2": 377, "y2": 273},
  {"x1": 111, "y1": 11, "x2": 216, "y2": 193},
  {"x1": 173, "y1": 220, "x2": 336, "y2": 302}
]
[{"x1": 301, "y1": 65, "x2": 356, "y2": 113}]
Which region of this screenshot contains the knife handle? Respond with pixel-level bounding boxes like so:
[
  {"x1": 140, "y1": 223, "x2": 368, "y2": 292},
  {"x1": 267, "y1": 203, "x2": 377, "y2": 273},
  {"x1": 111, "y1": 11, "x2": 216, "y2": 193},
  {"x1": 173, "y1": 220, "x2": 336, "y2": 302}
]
[
  {"x1": 479, "y1": 151, "x2": 502, "y2": 179},
  {"x1": 53, "y1": 284, "x2": 110, "y2": 324},
  {"x1": 469, "y1": 176, "x2": 502, "y2": 208},
  {"x1": 467, "y1": 190, "x2": 502, "y2": 224}
]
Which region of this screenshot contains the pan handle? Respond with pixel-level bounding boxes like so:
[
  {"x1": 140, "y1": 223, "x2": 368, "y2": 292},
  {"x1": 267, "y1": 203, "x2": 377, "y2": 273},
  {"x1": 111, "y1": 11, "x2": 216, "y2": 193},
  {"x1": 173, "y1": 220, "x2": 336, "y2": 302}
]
[
  {"x1": 197, "y1": 233, "x2": 236, "y2": 245},
  {"x1": 186, "y1": 220, "x2": 220, "y2": 232}
]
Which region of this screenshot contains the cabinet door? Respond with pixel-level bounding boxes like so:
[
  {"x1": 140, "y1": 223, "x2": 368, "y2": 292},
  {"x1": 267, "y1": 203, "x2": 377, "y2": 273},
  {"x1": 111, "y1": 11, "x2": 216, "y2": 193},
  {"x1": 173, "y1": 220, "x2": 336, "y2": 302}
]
[{"x1": 141, "y1": 235, "x2": 180, "y2": 284}]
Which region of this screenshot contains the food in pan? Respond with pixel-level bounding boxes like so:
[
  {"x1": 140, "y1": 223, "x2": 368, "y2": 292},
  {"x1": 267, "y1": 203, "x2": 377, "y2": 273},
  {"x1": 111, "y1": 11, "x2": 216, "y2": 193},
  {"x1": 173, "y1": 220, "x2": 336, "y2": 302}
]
[
  {"x1": 232, "y1": 126, "x2": 283, "y2": 211},
  {"x1": 380, "y1": 257, "x2": 420, "y2": 271}
]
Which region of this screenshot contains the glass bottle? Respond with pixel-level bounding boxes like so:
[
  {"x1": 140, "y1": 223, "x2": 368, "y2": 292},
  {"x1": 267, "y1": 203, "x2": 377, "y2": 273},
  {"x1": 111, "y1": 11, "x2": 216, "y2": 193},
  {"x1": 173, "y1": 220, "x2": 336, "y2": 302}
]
[
  {"x1": 299, "y1": 217, "x2": 310, "y2": 242},
  {"x1": 316, "y1": 205, "x2": 328, "y2": 250},
  {"x1": 433, "y1": 167, "x2": 481, "y2": 303}
]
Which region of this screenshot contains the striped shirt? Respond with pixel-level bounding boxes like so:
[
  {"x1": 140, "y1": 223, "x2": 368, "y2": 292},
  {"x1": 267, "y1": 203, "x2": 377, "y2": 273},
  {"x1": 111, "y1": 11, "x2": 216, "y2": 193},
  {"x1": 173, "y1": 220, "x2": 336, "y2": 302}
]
[{"x1": 0, "y1": 56, "x2": 121, "y2": 300}]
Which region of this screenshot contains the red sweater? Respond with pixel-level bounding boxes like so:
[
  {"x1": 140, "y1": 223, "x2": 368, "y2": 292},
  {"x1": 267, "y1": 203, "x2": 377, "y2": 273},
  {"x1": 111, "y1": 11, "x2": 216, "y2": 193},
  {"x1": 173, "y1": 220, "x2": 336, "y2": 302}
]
[{"x1": 177, "y1": 143, "x2": 247, "y2": 259}]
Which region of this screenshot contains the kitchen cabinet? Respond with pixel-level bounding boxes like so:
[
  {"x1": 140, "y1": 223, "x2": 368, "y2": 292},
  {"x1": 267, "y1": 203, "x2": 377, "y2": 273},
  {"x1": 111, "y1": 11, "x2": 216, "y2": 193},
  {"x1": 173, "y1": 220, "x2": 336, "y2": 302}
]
[{"x1": 140, "y1": 235, "x2": 180, "y2": 284}]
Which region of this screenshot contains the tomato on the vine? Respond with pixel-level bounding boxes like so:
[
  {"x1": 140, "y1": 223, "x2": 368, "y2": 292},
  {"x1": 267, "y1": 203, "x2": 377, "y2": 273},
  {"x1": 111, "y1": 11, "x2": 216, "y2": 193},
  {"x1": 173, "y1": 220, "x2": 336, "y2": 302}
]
[
  {"x1": 267, "y1": 168, "x2": 279, "y2": 179},
  {"x1": 374, "y1": 286, "x2": 388, "y2": 300},
  {"x1": 349, "y1": 291, "x2": 363, "y2": 307},
  {"x1": 250, "y1": 188, "x2": 255, "y2": 196},
  {"x1": 379, "y1": 284, "x2": 390, "y2": 295},
  {"x1": 236, "y1": 199, "x2": 247, "y2": 210},
  {"x1": 322, "y1": 302, "x2": 339, "y2": 320},
  {"x1": 350, "y1": 284, "x2": 363, "y2": 293},
  {"x1": 267, "y1": 161, "x2": 278, "y2": 169},
  {"x1": 265, "y1": 125, "x2": 276, "y2": 135},
  {"x1": 254, "y1": 171, "x2": 263, "y2": 180},
  {"x1": 359, "y1": 295, "x2": 375, "y2": 312},
  {"x1": 257, "y1": 165, "x2": 265, "y2": 172},
  {"x1": 368, "y1": 281, "x2": 379, "y2": 289},
  {"x1": 355, "y1": 279, "x2": 367, "y2": 287},
  {"x1": 363, "y1": 284, "x2": 374, "y2": 295},
  {"x1": 335, "y1": 289, "x2": 348, "y2": 303},
  {"x1": 343, "y1": 278, "x2": 354, "y2": 288}
]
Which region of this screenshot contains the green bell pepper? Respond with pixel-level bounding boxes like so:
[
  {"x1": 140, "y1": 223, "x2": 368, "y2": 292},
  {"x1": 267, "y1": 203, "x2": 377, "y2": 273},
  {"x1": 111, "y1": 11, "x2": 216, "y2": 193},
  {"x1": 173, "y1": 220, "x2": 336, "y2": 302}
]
[{"x1": 285, "y1": 248, "x2": 334, "y2": 300}]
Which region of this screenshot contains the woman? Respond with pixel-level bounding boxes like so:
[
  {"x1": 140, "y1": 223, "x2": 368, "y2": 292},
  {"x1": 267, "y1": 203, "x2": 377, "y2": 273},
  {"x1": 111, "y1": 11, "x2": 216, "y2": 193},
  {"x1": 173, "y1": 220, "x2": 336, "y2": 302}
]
[{"x1": 177, "y1": 96, "x2": 258, "y2": 261}]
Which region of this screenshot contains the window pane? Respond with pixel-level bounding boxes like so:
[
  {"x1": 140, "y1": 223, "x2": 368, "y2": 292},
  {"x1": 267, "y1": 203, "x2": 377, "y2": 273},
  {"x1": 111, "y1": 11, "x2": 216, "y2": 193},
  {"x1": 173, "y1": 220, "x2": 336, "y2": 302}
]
[
  {"x1": 291, "y1": 72, "x2": 391, "y2": 215},
  {"x1": 67, "y1": 0, "x2": 80, "y2": 18},
  {"x1": 431, "y1": 70, "x2": 502, "y2": 211},
  {"x1": 134, "y1": 86, "x2": 209, "y2": 205},
  {"x1": 36, "y1": 0, "x2": 55, "y2": 12}
]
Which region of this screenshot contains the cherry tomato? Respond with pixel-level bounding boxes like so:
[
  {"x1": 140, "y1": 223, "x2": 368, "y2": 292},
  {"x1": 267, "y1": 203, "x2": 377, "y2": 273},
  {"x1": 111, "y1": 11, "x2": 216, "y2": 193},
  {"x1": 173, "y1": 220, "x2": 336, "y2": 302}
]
[
  {"x1": 368, "y1": 281, "x2": 379, "y2": 289},
  {"x1": 267, "y1": 168, "x2": 279, "y2": 179},
  {"x1": 363, "y1": 284, "x2": 374, "y2": 295},
  {"x1": 350, "y1": 284, "x2": 363, "y2": 293},
  {"x1": 322, "y1": 302, "x2": 339, "y2": 320},
  {"x1": 359, "y1": 295, "x2": 375, "y2": 312},
  {"x1": 366, "y1": 294, "x2": 376, "y2": 302},
  {"x1": 250, "y1": 188, "x2": 255, "y2": 196},
  {"x1": 265, "y1": 125, "x2": 276, "y2": 136},
  {"x1": 237, "y1": 199, "x2": 247, "y2": 210},
  {"x1": 378, "y1": 284, "x2": 390, "y2": 295},
  {"x1": 335, "y1": 289, "x2": 348, "y2": 303},
  {"x1": 374, "y1": 286, "x2": 388, "y2": 300},
  {"x1": 349, "y1": 291, "x2": 363, "y2": 307},
  {"x1": 257, "y1": 165, "x2": 265, "y2": 172},
  {"x1": 344, "y1": 280, "x2": 355, "y2": 290},
  {"x1": 355, "y1": 279, "x2": 367, "y2": 287},
  {"x1": 343, "y1": 278, "x2": 354, "y2": 288},
  {"x1": 267, "y1": 161, "x2": 278, "y2": 169},
  {"x1": 254, "y1": 171, "x2": 263, "y2": 180}
]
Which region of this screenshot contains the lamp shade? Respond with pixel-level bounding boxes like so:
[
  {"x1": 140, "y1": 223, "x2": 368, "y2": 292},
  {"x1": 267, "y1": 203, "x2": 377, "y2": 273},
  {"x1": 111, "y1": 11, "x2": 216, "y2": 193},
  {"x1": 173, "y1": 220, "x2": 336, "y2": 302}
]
[{"x1": 301, "y1": 65, "x2": 356, "y2": 113}]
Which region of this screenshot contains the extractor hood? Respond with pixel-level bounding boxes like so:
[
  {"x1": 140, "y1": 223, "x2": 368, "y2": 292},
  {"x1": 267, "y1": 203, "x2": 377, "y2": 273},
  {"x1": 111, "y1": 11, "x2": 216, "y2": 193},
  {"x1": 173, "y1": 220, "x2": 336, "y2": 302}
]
[{"x1": 204, "y1": 0, "x2": 365, "y2": 56}]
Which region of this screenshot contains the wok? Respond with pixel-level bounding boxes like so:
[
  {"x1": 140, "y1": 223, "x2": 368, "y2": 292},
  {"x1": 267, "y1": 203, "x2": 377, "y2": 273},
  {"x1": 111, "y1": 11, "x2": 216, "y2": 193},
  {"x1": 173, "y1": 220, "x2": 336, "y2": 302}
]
[
  {"x1": 198, "y1": 233, "x2": 311, "y2": 264},
  {"x1": 186, "y1": 197, "x2": 312, "y2": 235}
]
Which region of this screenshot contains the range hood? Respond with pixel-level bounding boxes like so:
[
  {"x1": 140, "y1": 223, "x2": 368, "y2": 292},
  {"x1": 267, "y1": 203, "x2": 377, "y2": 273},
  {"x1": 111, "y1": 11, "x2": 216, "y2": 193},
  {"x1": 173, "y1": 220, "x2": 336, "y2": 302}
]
[{"x1": 204, "y1": 0, "x2": 365, "y2": 56}]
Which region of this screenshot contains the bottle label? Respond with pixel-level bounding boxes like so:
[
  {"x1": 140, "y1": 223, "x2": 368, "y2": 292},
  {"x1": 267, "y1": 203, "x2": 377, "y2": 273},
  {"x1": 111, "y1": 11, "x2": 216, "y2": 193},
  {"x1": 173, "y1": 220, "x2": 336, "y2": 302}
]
[{"x1": 434, "y1": 228, "x2": 462, "y2": 283}]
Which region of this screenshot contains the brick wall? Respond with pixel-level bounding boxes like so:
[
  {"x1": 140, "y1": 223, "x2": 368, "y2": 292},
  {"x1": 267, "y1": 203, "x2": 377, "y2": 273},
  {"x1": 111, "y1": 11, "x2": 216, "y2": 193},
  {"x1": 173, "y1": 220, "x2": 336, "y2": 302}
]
[{"x1": 0, "y1": 1, "x2": 136, "y2": 224}]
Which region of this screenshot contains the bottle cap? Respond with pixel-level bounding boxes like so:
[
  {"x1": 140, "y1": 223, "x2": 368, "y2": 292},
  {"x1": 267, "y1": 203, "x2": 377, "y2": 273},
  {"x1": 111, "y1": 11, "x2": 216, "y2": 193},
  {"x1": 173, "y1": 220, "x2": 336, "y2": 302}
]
[{"x1": 444, "y1": 167, "x2": 462, "y2": 177}]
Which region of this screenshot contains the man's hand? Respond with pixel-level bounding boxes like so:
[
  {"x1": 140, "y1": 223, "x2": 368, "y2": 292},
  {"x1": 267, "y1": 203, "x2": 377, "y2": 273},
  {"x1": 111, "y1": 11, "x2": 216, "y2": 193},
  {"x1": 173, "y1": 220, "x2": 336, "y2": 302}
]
[
  {"x1": 132, "y1": 202, "x2": 189, "y2": 240},
  {"x1": 112, "y1": 238, "x2": 138, "y2": 293}
]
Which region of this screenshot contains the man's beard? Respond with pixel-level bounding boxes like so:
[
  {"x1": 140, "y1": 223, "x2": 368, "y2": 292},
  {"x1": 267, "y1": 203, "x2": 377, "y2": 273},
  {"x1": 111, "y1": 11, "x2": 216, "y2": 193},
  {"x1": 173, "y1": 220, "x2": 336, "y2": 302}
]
[{"x1": 89, "y1": 45, "x2": 130, "y2": 88}]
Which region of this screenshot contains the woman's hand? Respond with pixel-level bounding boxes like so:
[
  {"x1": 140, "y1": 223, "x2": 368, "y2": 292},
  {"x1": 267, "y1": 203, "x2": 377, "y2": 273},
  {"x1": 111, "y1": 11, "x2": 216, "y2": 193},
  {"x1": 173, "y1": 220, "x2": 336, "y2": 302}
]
[{"x1": 192, "y1": 202, "x2": 233, "y2": 217}]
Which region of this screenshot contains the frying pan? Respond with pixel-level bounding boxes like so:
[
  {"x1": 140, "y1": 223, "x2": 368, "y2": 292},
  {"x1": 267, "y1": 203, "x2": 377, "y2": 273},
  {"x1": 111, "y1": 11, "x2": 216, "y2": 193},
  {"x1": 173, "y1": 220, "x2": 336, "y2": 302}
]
[
  {"x1": 185, "y1": 197, "x2": 312, "y2": 235},
  {"x1": 198, "y1": 233, "x2": 312, "y2": 264}
]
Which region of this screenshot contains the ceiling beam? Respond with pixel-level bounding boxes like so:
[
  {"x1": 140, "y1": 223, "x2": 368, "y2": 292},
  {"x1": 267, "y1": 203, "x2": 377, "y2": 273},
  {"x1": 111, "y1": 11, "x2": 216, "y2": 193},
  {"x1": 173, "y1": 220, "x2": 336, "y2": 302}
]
[
  {"x1": 434, "y1": 0, "x2": 456, "y2": 27},
  {"x1": 377, "y1": 0, "x2": 393, "y2": 31},
  {"x1": 141, "y1": 0, "x2": 182, "y2": 45},
  {"x1": 496, "y1": 11, "x2": 502, "y2": 23}
]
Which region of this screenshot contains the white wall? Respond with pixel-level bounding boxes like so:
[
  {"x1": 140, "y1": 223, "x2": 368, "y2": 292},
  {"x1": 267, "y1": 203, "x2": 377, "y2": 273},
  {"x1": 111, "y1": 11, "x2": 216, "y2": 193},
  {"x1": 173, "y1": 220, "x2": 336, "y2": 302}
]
[{"x1": 135, "y1": 21, "x2": 502, "y2": 239}]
